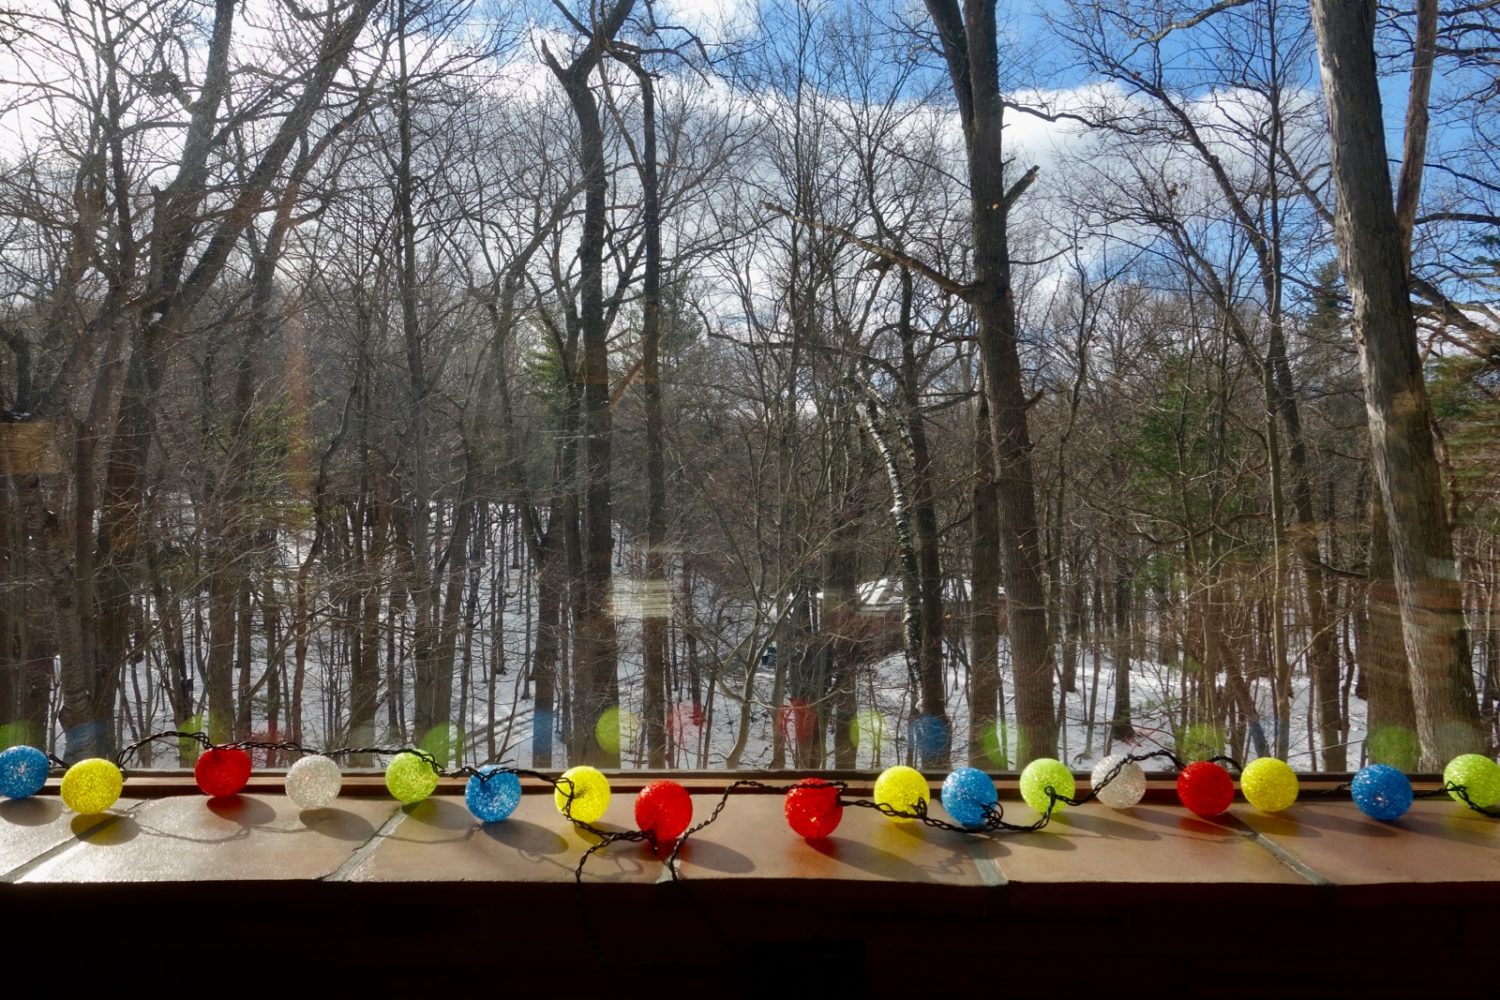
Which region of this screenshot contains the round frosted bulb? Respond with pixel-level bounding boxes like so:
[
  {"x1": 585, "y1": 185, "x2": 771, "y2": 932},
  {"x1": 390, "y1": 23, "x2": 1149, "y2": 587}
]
[
  {"x1": 385, "y1": 752, "x2": 440, "y2": 803},
  {"x1": 785, "y1": 777, "x2": 843, "y2": 839},
  {"x1": 1351, "y1": 764, "x2": 1412, "y2": 821},
  {"x1": 0, "y1": 746, "x2": 50, "y2": 800},
  {"x1": 873, "y1": 765, "x2": 930, "y2": 823},
  {"x1": 1443, "y1": 754, "x2": 1500, "y2": 808},
  {"x1": 1020, "y1": 758, "x2": 1075, "y2": 815},
  {"x1": 466, "y1": 766, "x2": 522, "y2": 823},
  {"x1": 940, "y1": 767, "x2": 997, "y2": 829},
  {"x1": 194, "y1": 747, "x2": 252, "y2": 797},
  {"x1": 286, "y1": 756, "x2": 343, "y2": 810},
  {"x1": 60, "y1": 758, "x2": 123, "y2": 814},
  {"x1": 1177, "y1": 761, "x2": 1235, "y2": 817},
  {"x1": 1241, "y1": 758, "x2": 1299, "y2": 813},
  {"x1": 1090, "y1": 754, "x2": 1146, "y2": 809},
  {"x1": 635, "y1": 780, "x2": 694, "y2": 841},
  {"x1": 555, "y1": 766, "x2": 611, "y2": 823}
]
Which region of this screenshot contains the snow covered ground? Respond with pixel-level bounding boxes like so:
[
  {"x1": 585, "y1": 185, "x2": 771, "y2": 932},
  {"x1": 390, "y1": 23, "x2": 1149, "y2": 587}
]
[
  {"x1": 103, "y1": 525, "x2": 1371, "y2": 773},
  {"x1": 429, "y1": 582, "x2": 1371, "y2": 774}
]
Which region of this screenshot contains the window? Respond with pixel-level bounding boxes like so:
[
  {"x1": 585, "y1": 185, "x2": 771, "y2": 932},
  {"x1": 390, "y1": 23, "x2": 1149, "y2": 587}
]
[{"x1": 0, "y1": 0, "x2": 1494, "y2": 786}]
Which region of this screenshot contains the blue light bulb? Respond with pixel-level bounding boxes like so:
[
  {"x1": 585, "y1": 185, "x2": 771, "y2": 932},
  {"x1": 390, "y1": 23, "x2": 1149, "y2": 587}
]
[
  {"x1": 0, "y1": 746, "x2": 50, "y2": 800},
  {"x1": 1351, "y1": 764, "x2": 1413, "y2": 822},
  {"x1": 941, "y1": 767, "x2": 997, "y2": 830},
  {"x1": 465, "y1": 765, "x2": 522, "y2": 823}
]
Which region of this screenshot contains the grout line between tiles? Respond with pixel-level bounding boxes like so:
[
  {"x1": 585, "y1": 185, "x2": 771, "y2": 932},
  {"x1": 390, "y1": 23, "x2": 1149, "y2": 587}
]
[
  {"x1": 322, "y1": 805, "x2": 406, "y2": 882},
  {"x1": 962, "y1": 835, "x2": 1008, "y2": 887},
  {"x1": 2, "y1": 801, "x2": 146, "y2": 883},
  {"x1": 1237, "y1": 826, "x2": 1331, "y2": 886}
]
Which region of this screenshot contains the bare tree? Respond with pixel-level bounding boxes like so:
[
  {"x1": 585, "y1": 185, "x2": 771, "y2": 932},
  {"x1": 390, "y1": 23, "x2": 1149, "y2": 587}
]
[
  {"x1": 1309, "y1": 0, "x2": 1482, "y2": 765},
  {"x1": 923, "y1": 0, "x2": 1055, "y2": 762}
]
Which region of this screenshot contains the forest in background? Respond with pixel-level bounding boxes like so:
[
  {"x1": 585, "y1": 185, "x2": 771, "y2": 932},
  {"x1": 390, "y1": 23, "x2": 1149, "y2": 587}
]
[{"x1": 0, "y1": 0, "x2": 1497, "y2": 771}]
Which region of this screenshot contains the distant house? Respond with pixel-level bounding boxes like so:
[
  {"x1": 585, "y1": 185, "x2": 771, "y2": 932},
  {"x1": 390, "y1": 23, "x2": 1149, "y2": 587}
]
[{"x1": 819, "y1": 578, "x2": 1008, "y2": 653}]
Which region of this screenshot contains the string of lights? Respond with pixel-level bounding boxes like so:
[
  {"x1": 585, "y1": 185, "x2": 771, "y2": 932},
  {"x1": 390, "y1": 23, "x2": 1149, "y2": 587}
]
[{"x1": 0, "y1": 733, "x2": 1497, "y2": 885}]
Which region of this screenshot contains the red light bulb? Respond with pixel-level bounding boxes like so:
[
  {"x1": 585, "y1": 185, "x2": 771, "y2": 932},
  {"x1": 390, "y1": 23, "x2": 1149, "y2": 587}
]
[
  {"x1": 785, "y1": 777, "x2": 843, "y2": 839},
  {"x1": 195, "y1": 747, "x2": 253, "y2": 798},
  {"x1": 635, "y1": 780, "x2": 693, "y2": 842},
  {"x1": 1177, "y1": 760, "x2": 1234, "y2": 817}
]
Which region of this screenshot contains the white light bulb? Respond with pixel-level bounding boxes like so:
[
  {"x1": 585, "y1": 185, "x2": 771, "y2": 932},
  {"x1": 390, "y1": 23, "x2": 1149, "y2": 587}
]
[
  {"x1": 286, "y1": 755, "x2": 342, "y2": 810},
  {"x1": 1091, "y1": 754, "x2": 1146, "y2": 809}
]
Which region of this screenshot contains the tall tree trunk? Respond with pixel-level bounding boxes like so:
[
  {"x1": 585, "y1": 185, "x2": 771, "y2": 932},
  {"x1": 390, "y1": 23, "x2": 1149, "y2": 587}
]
[
  {"x1": 925, "y1": 0, "x2": 1054, "y2": 762},
  {"x1": 394, "y1": 0, "x2": 440, "y2": 746},
  {"x1": 430, "y1": 499, "x2": 471, "y2": 765},
  {"x1": 543, "y1": 0, "x2": 635, "y2": 768},
  {"x1": 824, "y1": 494, "x2": 860, "y2": 769},
  {"x1": 633, "y1": 63, "x2": 669, "y2": 769},
  {"x1": 205, "y1": 321, "x2": 247, "y2": 744},
  {"x1": 1062, "y1": 567, "x2": 1084, "y2": 698},
  {"x1": 1310, "y1": 0, "x2": 1481, "y2": 765},
  {"x1": 969, "y1": 392, "x2": 1002, "y2": 766},
  {"x1": 1365, "y1": 489, "x2": 1419, "y2": 768},
  {"x1": 78, "y1": 325, "x2": 164, "y2": 758},
  {"x1": 353, "y1": 497, "x2": 385, "y2": 747},
  {"x1": 1110, "y1": 557, "x2": 1135, "y2": 744},
  {"x1": 532, "y1": 513, "x2": 562, "y2": 768},
  {"x1": 897, "y1": 270, "x2": 948, "y2": 766}
]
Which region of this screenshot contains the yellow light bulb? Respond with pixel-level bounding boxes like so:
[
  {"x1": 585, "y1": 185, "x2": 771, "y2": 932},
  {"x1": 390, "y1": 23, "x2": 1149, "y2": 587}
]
[
  {"x1": 873, "y1": 765, "x2": 930, "y2": 823},
  {"x1": 1019, "y1": 758, "x2": 1075, "y2": 815},
  {"x1": 1241, "y1": 757, "x2": 1299, "y2": 813},
  {"x1": 555, "y1": 766, "x2": 611, "y2": 824},
  {"x1": 385, "y1": 752, "x2": 439, "y2": 803},
  {"x1": 60, "y1": 758, "x2": 123, "y2": 814},
  {"x1": 1444, "y1": 754, "x2": 1500, "y2": 808}
]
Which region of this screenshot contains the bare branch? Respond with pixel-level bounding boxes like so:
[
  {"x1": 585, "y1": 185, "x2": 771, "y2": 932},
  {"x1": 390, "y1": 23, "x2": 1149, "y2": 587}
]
[{"x1": 761, "y1": 200, "x2": 973, "y2": 300}]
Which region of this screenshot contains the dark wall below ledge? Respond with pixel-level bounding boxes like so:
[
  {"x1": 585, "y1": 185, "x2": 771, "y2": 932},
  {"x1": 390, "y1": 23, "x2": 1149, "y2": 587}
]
[{"x1": 2, "y1": 780, "x2": 1497, "y2": 992}]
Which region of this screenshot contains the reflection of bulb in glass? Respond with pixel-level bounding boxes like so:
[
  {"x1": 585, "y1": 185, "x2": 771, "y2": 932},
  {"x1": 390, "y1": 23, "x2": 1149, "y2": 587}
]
[
  {"x1": 1178, "y1": 722, "x2": 1226, "y2": 761},
  {"x1": 851, "y1": 710, "x2": 887, "y2": 750},
  {"x1": 1366, "y1": 725, "x2": 1418, "y2": 769},
  {"x1": 978, "y1": 723, "x2": 1008, "y2": 769},
  {"x1": 595, "y1": 706, "x2": 640, "y2": 755},
  {"x1": 910, "y1": 716, "x2": 951, "y2": 759},
  {"x1": 417, "y1": 722, "x2": 465, "y2": 768},
  {"x1": 668, "y1": 702, "x2": 705, "y2": 745},
  {"x1": 1090, "y1": 754, "x2": 1146, "y2": 809},
  {"x1": 286, "y1": 756, "x2": 343, "y2": 810}
]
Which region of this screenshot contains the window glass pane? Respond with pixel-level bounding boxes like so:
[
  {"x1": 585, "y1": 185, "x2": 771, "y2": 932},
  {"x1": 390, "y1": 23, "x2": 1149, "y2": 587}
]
[{"x1": 0, "y1": 0, "x2": 1493, "y2": 777}]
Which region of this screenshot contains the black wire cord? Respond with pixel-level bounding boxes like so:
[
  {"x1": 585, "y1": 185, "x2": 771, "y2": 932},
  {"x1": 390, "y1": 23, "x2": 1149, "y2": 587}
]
[
  {"x1": 86, "y1": 730, "x2": 1500, "y2": 868},
  {"x1": 839, "y1": 748, "x2": 1228, "y2": 834},
  {"x1": 1417, "y1": 782, "x2": 1500, "y2": 816}
]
